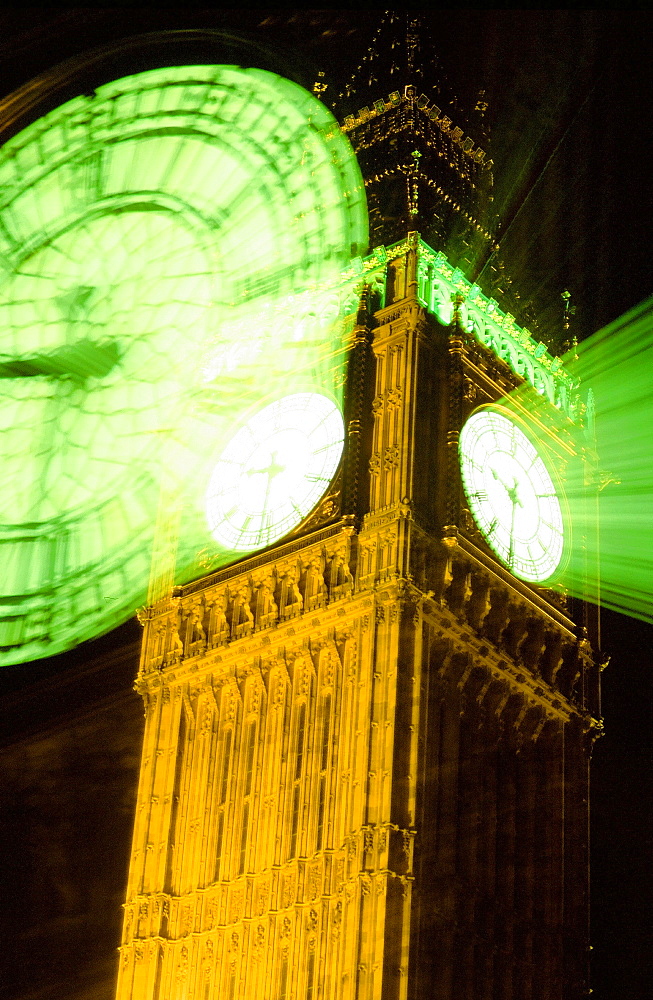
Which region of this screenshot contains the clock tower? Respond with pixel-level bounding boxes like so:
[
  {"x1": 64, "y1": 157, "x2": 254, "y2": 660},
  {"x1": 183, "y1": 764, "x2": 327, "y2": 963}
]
[{"x1": 115, "y1": 27, "x2": 601, "y2": 1000}]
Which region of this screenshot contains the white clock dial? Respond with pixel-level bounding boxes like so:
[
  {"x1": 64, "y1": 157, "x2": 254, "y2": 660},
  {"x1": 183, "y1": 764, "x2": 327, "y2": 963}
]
[
  {"x1": 459, "y1": 408, "x2": 565, "y2": 582},
  {"x1": 205, "y1": 393, "x2": 344, "y2": 551}
]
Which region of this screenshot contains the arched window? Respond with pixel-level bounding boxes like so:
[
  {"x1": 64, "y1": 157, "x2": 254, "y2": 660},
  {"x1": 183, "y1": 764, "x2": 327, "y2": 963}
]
[
  {"x1": 316, "y1": 693, "x2": 332, "y2": 850},
  {"x1": 289, "y1": 701, "x2": 307, "y2": 858},
  {"x1": 165, "y1": 710, "x2": 187, "y2": 891},
  {"x1": 239, "y1": 717, "x2": 258, "y2": 874},
  {"x1": 214, "y1": 727, "x2": 232, "y2": 881},
  {"x1": 239, "y1": 803, "x2": 250, "y2": 875},
  {"x1": 244, "y1": 719, "x2": 257, "y2": 798},
  {"x1": 153, "y1": 945, "x2": 164, "y2": 1000},
  {"x1": 279, "y1": 954, "x2": 289, "y2": 1000},
  {"x1": 306, "y1": 949, "x2": 316, "y2": 1000}
]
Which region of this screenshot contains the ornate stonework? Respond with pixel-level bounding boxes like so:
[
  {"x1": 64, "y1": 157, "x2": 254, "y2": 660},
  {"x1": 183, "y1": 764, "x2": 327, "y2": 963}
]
[{"x1": 117, "y1": 245, "x2": 599, "y2": 1000}]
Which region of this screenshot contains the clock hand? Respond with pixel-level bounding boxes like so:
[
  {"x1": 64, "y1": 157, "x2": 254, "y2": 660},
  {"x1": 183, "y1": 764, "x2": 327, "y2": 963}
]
[
  {"x1": 491, "y1": 466, "x2": 510, "y2": 493},
  {"x1": 247, "y1": 453, "x2": 286, "y2": 480},
  {"x1": 491, "y1": 469, "x2": 524, "y2": 508},
  {"x1": 505, "y1": 480, "x2": 523, "y2": 507},
  {"x1": 2, "y1": 336, "x2": 122, "y2": 518},
  {"x1": 0, "y1": 339, "x2": 120, "y2": 380},
  {"x1": 1, "y1": 281, "x2": 121, "y2": 380},
  {"x1": 246, "y1": 451, "x2": 286, "y2": 528},
  {"x1": 506, "y1": 479, "x2": 523, "y2": 569},
  {"x1": 508, "y1": 488, "x2": 518, "y2": 568}
]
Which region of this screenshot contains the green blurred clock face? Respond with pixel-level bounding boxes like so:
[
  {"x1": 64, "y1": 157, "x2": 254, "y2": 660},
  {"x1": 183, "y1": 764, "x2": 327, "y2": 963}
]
[
  {"x1": 0, "y1": 63, "x2": 367, "y2": 666},
  {"x1": 459, "y1": 407, "x2": 565, "y2": 583}
]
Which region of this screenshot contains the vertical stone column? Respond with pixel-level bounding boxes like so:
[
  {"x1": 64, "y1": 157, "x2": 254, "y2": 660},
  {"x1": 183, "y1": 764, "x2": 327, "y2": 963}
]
[
  {"x1": 342, "y1": 286, "x2": 373, "y2": 526},
  {"x1": 444, "y1": 316, "x2": 465, "y2": 531},
  {"x1": 495, "y1": 730, "x2": 517, "y2": 1000},
  {"x1": 533, "y1": 720, "x2": 562, "y2": 999},
  {"x1": 515, "y1": 739, "x2": 536, "y2": 1000},
  {"x1": 547, "y1": 720, "x2": 566, "y2": 995},
  {"x1": 478, "y1": 699, "x2": 501, "y2": 996},
  {"x1": 454, "y1": 692, "x2": 483, "y2": 1000},
  {"x1": 563, "y1": 718, "x2": 592, "y2": 998},
  {"x1": 366, "y1": 246, "x2": 433, "y2": 519},
  {"x1": 432, "y1": 678, "x2": 461, "y2": 999}
]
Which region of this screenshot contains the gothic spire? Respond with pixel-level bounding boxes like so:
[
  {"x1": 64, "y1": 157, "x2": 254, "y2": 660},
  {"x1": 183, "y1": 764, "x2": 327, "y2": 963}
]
[{"x1": 326, "y1": 13, "x2": 494, "y2": 271}]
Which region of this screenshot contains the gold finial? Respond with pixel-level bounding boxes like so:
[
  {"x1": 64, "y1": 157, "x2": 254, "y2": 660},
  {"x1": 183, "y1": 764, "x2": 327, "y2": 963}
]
[
  {"x1": 313, "y1": 70, "x2": 327, "y2": 97},
  {"x1": 561, "y1": 289, "x2": 576, "y2": 331},
  {"x1": 409, "y1": 149, "x2": 421, "y2": 217}
]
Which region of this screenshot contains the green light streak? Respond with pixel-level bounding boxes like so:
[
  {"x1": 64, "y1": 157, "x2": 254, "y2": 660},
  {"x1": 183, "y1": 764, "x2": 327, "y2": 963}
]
[
  {"x1": 500, "y1": 296, "x2": 653, "y2": 623},
  {"x1": 0, "y1": 63, "x2": 367, "y2": 666}
]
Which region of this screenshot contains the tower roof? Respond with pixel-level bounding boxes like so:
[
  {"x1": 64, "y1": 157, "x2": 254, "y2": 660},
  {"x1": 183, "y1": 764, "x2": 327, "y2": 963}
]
[{"x1": 324, "y1": 13, "x2": 494, "y2": 278}]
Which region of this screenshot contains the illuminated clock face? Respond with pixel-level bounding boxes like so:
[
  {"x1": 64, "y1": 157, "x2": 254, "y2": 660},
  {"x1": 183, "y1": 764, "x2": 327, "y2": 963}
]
[
  {"x1": 0, "y1": 62, "x2": 367, "y2": 666},
  {"x1": 459, "y1": 408, "x2": 565, "y2": 582},
  {"x1": 205, "y1": 393, "x2": 344, "y2": 551}
]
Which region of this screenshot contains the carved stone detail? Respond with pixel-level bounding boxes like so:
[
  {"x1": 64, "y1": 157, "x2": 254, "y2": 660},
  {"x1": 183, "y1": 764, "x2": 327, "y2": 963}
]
[
  {"x1": 139, "y1": 535, "x2": 357, "y2": 675},
  {"x1": 482, "y1": 587, "x2": 511, "y2": 646},
  {"x1": 383, "y1": 445, "x2": 400, "y2": 470},
  {"x1": 448, "y1": 561, "x2": 473, "y2": 617},
  {"x1": 369, "y1": 454, "x2": 382, "y2": 475}
]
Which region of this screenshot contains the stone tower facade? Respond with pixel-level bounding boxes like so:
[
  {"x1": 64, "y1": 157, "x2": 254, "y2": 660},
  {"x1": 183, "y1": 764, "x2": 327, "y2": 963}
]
[{"x1": 116, "y1": 232, "x2": 600, "y2": 998}]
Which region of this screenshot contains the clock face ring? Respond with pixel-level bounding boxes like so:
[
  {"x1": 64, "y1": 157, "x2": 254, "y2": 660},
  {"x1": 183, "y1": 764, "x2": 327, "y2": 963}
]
[
  {"x1": 459, "y1": 407, "x2": 565, "y2": 583},
  {"x1": 0, "y1": 62, "x2": 367, "y2": 665},
  {"x1": 205, "y1": 392, "x2": 344, "y2": 552}
]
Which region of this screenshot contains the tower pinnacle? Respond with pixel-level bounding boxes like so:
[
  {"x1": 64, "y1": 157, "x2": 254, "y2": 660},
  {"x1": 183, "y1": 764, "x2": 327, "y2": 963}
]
[{"x1": 330, "y1": 13, "x2": 494, "y2": 270}]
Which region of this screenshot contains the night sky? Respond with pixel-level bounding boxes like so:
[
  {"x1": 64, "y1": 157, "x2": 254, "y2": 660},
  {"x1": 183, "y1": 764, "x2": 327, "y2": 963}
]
[{"x1": 0, "y1": 11, "x2": 651, "y2": 999}]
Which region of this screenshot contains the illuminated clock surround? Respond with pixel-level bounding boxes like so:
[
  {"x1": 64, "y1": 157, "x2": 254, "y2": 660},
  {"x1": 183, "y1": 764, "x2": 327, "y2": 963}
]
[
  {"x1": 459, "y1": 407, "x2": 565, "y2": 583},
  {"x1": 0, "y1": 62, "x2": 367, "y2": 666}
]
